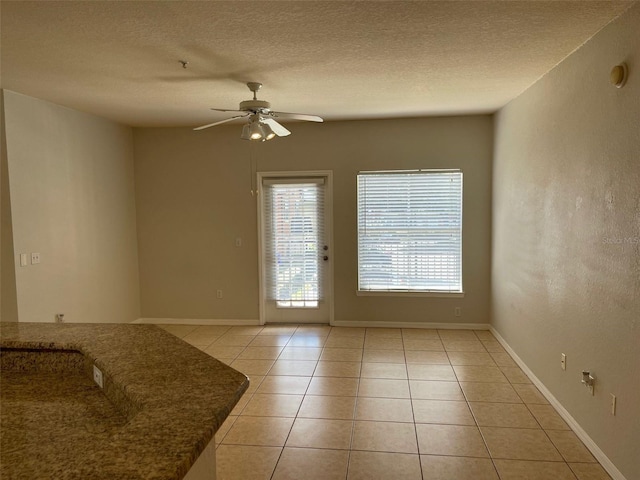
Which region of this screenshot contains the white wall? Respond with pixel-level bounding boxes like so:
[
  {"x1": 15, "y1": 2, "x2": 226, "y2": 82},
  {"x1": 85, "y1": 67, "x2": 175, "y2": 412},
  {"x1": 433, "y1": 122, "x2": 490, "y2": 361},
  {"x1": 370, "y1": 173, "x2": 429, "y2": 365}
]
[
  {"x1": 3, "y1": 90, "x2": 141, "y2": 323},
  {"x1": 134, "y1": 115, "x2": 493, "y2": 325},
  {"x1": 492, "y1": 4, "x2": 639, "y2": 479}
]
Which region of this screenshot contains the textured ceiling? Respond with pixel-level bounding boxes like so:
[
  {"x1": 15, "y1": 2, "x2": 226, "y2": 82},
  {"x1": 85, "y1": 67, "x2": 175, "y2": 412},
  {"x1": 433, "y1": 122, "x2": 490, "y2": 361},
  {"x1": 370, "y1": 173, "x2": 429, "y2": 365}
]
[{"x1": 1, "y1": 1, "x2": 634, "y2": 127}]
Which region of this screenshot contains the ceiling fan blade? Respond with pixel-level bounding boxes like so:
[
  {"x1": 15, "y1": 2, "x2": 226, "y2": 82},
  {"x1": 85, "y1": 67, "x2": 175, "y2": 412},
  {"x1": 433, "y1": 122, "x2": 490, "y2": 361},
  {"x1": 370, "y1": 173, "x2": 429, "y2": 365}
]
[
  {"x1": 271, "y1": 111, "x2": 324, "y2": 123},
  {"x1": 262, "y1": 118, "x2": 291, "y2": 137},
  {"x1": 210, "y1": 108, "x2": 246, "y2": 114},
  {"x1": 193, "y1": 114, "x2": 249, "y2": 131}
]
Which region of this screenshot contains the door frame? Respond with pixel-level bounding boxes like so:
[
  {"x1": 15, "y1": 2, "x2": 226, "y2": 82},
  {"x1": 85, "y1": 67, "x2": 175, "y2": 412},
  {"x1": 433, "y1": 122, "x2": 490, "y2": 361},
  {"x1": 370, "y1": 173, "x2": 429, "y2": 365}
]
[{"x1": 257, "y1": 170, "x2": 334, "y2": 325}]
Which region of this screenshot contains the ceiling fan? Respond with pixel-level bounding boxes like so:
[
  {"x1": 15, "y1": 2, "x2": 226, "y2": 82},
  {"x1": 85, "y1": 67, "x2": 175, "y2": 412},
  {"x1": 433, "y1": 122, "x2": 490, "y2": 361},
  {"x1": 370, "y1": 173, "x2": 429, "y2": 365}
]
[{"x1": 194, "y1": 82, "x2": 323, "y2": 141}]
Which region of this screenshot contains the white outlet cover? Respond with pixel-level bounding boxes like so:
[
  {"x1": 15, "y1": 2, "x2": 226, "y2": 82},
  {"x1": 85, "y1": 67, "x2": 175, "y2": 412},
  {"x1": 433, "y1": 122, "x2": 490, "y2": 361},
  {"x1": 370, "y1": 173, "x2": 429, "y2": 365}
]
[{"x1": 93, "y1": 365, "x2": 104, "y2": 388}]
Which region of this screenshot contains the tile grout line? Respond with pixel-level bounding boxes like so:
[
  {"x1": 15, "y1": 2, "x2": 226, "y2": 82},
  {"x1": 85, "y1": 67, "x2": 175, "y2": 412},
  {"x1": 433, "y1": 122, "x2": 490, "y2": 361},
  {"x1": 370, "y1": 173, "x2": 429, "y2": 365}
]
[
  {"x1": 462, "y1": 377, "x2": 505, "y2": 480},
  {"x1": 402, "y1": 328, "x2": 425, "y2": 479},
  {"x1": 467, "y1": 329, "x2": 505, "y2": 480},
  {"x1": 343, "y1": 328, "x2": 365, "y2": 479}
]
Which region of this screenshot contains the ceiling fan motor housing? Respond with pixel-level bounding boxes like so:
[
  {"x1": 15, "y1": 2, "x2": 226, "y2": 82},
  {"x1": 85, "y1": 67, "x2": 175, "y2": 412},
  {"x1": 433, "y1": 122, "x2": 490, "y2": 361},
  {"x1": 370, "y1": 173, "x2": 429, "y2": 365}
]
[{"x1": 240, "y1": 100, "x2": 271, "y2": 112}]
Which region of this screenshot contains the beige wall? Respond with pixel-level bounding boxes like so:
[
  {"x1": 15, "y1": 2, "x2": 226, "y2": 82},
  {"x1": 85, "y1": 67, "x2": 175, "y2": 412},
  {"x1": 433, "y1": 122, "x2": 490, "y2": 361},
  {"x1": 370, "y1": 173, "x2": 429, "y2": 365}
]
[
  {"x1": 3, "y1": 90, "x2": 141, "y2": 323},
  {"x1": 134, "y1": 115, "x2": 493, "y2": 324},
  {"x1": 1, "y1": 90, "x2": 19, "y2": 321},
  {"x1": 492, "y1": 5, "x2": 639, "y2": 479}
]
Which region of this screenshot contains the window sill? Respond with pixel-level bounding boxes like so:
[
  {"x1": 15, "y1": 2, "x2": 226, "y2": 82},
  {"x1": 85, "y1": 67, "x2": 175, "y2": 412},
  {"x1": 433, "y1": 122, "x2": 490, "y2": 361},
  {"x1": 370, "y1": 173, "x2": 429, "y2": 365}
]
[{"x1": 357, "y1": 290, "x2": 465, "y2": 298}]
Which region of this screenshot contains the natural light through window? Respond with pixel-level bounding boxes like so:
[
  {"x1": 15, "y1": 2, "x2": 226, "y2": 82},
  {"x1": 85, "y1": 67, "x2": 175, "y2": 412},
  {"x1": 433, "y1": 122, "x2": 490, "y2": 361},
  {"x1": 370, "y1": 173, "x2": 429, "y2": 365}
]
[
  {"x1": 357, "y1": 169, "x2": 463, "y2": 294},
  {"x1": 263, "y1": 180, "x2": 325, "y2": 308}
]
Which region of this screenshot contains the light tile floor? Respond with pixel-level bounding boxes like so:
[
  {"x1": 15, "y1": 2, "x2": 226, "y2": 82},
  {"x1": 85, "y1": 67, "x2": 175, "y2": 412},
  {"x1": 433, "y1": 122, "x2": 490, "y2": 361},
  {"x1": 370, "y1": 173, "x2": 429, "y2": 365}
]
[{"x1": 158, "y1": 324, "x2": 611, "y2": 480}]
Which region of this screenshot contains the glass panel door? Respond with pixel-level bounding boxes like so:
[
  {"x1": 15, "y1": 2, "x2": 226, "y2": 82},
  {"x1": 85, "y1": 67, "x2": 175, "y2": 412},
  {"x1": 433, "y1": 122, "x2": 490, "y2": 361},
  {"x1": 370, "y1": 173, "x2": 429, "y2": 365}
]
[{"x1": 259, "y1": 174, "x2": 332, "y2": 324}]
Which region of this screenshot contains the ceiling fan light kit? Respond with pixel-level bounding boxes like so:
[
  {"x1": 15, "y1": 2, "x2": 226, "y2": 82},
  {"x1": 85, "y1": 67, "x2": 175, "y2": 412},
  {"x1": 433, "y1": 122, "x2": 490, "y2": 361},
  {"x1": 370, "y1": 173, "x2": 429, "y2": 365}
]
[
  {"x1": 239, "y1": 114, "x2": 277, "y2": 142},
  {"x1": 194, "y1": 82, "x2": 323, "y2": 141},
  {"x1": 262, "y1": 123, "x2": 277, "y2": 140},
  {"x1": 240, "y1": 123, "x2": 252, "y2": 140},
  {"x1": 249, "y1": 120, "x2": 266, "y2": 140}
]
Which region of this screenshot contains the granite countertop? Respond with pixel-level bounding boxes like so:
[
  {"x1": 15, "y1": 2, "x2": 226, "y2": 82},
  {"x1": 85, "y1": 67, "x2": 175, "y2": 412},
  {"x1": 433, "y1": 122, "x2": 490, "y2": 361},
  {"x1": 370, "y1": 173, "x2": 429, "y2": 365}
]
[{"x1": 0, "y1": 322, "x2": 249, "y2": 480}]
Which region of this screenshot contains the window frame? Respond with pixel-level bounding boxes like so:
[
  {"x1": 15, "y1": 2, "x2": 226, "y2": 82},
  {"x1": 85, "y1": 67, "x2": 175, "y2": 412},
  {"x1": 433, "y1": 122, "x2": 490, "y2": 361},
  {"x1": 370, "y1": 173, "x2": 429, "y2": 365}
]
[{"x1": 356, "y1": 169, "x2": 464, "y2": 297}]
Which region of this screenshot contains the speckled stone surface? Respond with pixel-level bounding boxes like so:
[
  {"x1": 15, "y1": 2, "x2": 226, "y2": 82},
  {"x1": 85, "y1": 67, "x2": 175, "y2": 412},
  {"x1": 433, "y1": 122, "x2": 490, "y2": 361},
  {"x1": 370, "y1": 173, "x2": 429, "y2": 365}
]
[{"x1": 0, "y1": 322, "x2": 249, "y2": 480}]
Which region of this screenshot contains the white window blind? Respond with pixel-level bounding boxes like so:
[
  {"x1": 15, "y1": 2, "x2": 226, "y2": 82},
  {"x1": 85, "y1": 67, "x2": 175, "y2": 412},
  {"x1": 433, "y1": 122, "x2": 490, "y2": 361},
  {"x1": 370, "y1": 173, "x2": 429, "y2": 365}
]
[
  {"x1": 263, "y1": 179, "x2": 325, "y2": 307},
  {"x1": 357, "y1": 170, "x2": 463, "y2": 293}
]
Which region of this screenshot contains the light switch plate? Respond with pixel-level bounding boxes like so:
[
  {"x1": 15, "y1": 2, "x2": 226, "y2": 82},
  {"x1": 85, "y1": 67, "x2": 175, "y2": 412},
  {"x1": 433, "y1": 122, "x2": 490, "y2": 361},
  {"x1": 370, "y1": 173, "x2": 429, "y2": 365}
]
[{"x1": 611, "y1": 394, "x2": 616, "y2": 415}]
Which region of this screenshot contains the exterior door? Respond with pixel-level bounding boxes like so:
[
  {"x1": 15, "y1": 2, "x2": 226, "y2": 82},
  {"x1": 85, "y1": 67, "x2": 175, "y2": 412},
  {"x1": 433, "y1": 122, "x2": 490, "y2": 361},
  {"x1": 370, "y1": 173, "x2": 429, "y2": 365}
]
[{"x1": 258, "y1": 172, "x2": 333, "y2": 324}]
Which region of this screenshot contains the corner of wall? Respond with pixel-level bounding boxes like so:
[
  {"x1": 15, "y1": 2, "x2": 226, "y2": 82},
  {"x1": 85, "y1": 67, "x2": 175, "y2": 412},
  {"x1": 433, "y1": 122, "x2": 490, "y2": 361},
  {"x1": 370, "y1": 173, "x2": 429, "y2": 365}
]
[{"x1": 1, "y1": 89, "x2": 19, "y2": 321}]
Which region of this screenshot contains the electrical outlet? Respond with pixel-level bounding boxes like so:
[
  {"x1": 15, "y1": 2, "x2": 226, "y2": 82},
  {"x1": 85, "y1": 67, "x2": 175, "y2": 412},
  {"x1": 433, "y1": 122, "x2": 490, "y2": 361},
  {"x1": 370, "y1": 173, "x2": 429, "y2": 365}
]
[
  {"x1": 55, "y1": 313, "x2": 65, "y2": 323},
  {"x1": 31, "y1": 252, "x2": 41, "y2": 264},
  {"x1": 93, "y1": 365, "x2": 104, "y2": 388},
  {"x1": 216, "y1": 290, "x2": 223, "y2": 299},
  {"x1": 454, "y1": 307, "x2": 461, "y2": 317},
  {"x1": 561, "y1": 353, "x2": 566, "y2": 370},
  {"x1": 611, "y1": 394, "x2": 616, "y2": 415},
  {"x1": 582, "y1": 371, "x2": 595, "y2": 395},
  {"x1": 235, "y1": 237, "x2": 242, "y2": 247}
]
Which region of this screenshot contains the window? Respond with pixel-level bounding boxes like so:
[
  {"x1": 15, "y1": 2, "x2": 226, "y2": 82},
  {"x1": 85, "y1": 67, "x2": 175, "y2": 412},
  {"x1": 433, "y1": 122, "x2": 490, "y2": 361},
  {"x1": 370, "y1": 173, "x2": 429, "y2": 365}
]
[{"x1": 357, "y1": 170, "x2": 463, "y2": 294}]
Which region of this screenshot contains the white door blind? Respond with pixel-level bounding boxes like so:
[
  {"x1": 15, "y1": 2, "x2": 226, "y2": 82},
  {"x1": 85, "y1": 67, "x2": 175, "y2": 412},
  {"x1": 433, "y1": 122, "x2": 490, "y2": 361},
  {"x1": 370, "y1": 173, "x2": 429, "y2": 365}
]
[
  {"x1": 357, "y1": 170, "x2": 463, "y2": 293},
  {"x1": 263, "y1": 179, "x2": 325, "y2": 307}
]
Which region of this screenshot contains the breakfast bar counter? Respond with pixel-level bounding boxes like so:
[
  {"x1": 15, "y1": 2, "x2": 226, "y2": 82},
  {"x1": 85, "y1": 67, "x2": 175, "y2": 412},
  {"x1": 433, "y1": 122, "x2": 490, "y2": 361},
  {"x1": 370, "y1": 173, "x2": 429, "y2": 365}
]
[{"x1": 0, "y1": 322, "x2": 248, "y2": 479}]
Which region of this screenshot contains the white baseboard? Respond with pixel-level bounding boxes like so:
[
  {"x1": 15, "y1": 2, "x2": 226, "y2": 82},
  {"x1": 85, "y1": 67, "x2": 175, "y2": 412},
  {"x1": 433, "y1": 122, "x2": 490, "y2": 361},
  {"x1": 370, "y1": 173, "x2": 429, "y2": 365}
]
[
  {"x1": 332, "y1": 320, "x2": 490, "y2": 330},
  {"x1": 133, "y1": 318, "x2": 261, "y2": 326},
  {"x1": 133, "y1": 318, "x2": 490, "y2": 330},
  {"x1": 489, "y1": 327, "x2": 627, "y2": 480}
]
